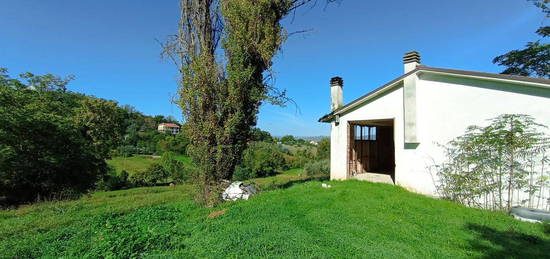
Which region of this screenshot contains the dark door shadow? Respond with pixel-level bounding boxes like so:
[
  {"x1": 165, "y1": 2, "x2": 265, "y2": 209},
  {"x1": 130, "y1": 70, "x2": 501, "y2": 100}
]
[{"x1": 466, "y1": 223, "x2": 550, "y2": 258}]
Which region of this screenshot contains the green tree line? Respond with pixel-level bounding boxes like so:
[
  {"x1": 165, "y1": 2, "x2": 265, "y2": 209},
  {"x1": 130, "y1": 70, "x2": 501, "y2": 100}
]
[{"x1": 0, "y1": 68, "x2": 188, "y2": 206}]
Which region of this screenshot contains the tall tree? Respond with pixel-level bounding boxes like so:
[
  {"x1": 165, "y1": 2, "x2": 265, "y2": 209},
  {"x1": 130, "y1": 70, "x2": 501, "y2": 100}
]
[
  {"x1": 493, "y1": 0, "x2": 550, "y2": 78},
  {"x1": 162, "y1": 0, "x2": 334, "y2": 205}
]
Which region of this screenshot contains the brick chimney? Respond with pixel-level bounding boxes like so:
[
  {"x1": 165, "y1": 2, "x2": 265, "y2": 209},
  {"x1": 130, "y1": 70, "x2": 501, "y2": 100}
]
[
  {"x1": 330, "y1": 77, "x2": 343, "y2": 111},
  {"x1": 403, "y1": 51, "x2": 421, "y2": 74}
]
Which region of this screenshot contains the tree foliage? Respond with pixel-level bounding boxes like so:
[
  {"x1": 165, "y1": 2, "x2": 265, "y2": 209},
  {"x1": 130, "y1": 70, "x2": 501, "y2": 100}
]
[
  {"x1": 303, "y1": 159, "x2": 330, "y2": 176},
  {"x1": 317, "y1": 138, "x2": 330, "y2": 159},
  {"x1": 240, "y1": 142, "x2": 286, "y2": 178},
  {"x1": 434, "y1": 114, "x2": 550, "y2": 211},
  {"x1": 163, "y1": 0, "x2": 335, "y2": 205},
  {"x1": 250, "y1": 128, "x2": 273, "y2": 142},
  {"x1": 493, "y1": 0, "x2": 550, "y2": 78},
  {"x1": 112, "y1": 105, "x2": 187, "y2": 157},
  {"x1": 280, "y1": 135, "x2": 296, "y2": 144},
  {"x1": 0, "y1": 69, "x2": 125, "y2": 205}
]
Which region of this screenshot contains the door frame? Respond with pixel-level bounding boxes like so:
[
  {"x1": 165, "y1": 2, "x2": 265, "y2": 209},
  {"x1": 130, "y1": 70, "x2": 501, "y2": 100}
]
[{"x1": 346, "y1": 118, "x2": 395, "y2": 179}]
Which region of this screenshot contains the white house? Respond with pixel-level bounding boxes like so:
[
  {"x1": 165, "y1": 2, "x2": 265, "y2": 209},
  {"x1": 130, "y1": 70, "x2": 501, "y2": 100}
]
[
  {"x1": 319, "y1": 51, "x2": 550, "y2": 196},
  {"x1": 158, "y1": 123, "x2": 181, "y2": 134}
]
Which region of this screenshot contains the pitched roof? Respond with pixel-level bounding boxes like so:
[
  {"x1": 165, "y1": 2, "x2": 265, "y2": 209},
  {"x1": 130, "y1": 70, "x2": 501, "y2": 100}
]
[
  {"x1": 159, "y1": 123, "x2": 180, "y2": 128},
  {"x1": 318, "y1": 66, "x2": 550, "y2": 122}
]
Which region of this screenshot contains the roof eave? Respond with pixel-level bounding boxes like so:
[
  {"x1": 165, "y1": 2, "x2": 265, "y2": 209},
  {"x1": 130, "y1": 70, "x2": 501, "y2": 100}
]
[
  {"x1": 318, "y1": 113, "x2": 334, "y2": 123},
  {"x1": 317, "y1": 66, "x2": 550, "y2": 123},
  {"x1": 419, "y1": 66, "x2": 550, "y2": 89}
]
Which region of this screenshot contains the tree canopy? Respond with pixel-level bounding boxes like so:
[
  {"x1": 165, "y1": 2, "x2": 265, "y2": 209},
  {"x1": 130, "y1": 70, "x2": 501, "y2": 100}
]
[
  {"x1": 493, "y1": 0, "x2": 549, "y2": 78},
  {"x1": 0, "y1": 69, "x2": 124, "y2": 205}
]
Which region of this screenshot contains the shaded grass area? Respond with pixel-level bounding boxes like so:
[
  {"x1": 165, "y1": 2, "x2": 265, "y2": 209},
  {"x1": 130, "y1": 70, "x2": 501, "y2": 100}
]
[{"x1": 1, "y1": 180, "x2": 549, "y2": 258}]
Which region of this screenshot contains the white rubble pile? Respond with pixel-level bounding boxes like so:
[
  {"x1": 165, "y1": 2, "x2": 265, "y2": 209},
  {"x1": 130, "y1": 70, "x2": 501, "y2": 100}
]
[
  {"x1": 322, "y1": 183, "x2": 332, "y2": 188},
  {"x1": 222, "y1": 181, "x2": 257, "y2": 201}
]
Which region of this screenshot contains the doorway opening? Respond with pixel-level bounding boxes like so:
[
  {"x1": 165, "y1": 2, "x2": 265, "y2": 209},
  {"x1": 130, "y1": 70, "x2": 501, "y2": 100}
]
[{"x1": 348, "y1": 119, "x2": 395, "y2": 182}]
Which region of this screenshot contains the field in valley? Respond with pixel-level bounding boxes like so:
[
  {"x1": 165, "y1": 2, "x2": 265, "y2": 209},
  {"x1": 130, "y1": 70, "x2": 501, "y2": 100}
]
[
  {"x1": 1, "y1": 171, "x2": 549, "y2": 258},
  {"x1": 107, "y1": 155, "x2": 194, "y2": 175}
]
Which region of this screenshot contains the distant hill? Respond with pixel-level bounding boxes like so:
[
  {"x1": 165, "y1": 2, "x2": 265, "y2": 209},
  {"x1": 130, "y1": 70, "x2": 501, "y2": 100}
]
[{"x1": 295, "y1": 136, "x2": 329, "y2": 142}]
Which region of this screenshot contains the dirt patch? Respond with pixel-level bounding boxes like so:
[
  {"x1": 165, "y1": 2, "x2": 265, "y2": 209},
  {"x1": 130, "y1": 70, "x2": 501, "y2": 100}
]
[{"x1": 207, "y1": 208, "x2": 227, "y2": 219}]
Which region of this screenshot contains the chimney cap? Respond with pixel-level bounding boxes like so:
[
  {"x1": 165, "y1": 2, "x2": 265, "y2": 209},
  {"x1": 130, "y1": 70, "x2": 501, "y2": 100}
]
[
  {"x1": 403, "y1": 51, "x2": 421, "y2": 64},
  {"x1": 330, "y1": 77, "x2": 343, "y2": 87}
]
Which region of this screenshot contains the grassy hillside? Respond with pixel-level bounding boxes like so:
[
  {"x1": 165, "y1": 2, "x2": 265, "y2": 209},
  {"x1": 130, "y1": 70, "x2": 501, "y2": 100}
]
[
  {"x1": 1, "y1": 180, "x2": 549, "y2": 258},
  {"x1": 107, "y1": 155, "x2": 159, "y2": 174},
  {"x1": 107, "y1": 154, "x2": 193, "y2": 175}
]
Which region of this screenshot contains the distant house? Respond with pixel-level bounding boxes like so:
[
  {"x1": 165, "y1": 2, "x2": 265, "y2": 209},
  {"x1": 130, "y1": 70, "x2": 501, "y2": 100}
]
[
  {"x1": 157, "y1": 123, "x2": 180, "y2": 134},
  {"x1": 319, "y1": 51, "x2": 550, "y2": 196}
]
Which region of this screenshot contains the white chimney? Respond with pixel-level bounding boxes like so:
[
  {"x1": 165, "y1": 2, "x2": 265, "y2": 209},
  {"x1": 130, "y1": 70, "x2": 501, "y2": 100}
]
[
  {"x1": 330, "y1": 77, "x2": 343, "y2": 111},
  {"x1": 403, "y1": 51, "x2": 421, "y2": 74}
]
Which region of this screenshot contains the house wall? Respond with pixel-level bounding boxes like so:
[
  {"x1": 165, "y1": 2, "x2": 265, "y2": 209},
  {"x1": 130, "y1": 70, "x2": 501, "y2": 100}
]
[
  {"x1": 406, "y1": 74, "x2": 550, "y2": 195},
  {"x1": 330, "y1": 83, "x2": 404, "y2": 180},
  {"x1": 331, "y1": 73, "x2": 550, "y2": 197}
]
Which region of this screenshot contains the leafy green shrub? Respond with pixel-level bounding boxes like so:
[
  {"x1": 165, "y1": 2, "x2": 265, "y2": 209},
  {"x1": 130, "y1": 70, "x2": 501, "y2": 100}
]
[
  {"x1": 316, "y1": 138, "x2": 330, "y2": 159},
  {"x1": 280, "y1": 135, "x2": 296, "y2": 144},
  {"x1": 241, "y1": 142, "x2": 285, "y2": 178},
  {"x1": 303, "y1": 159, "x2": 330, "y2": 176},
  {"x1": 282, "y1": 153, "x2": 310, "y2": 169},
  {"x1": 121, "y1": 153, "x2": 188, "y2": 187},
  {"x1": 96, "y1": 169, "x2": 130, "y2": 191},
  {"x1": 158, "y1": 133, "x2": 190, "y2": 154},
  {"x1": 160, "y1": 152, "x2": 188, "y2": 183},
  {"x1": 435, "y1": 114, "x2": 550, "y2": 210},
  {"x1": 233, "y1": 167, "x2": 256, "y2": 181},
  {"x1": 129, "y1": 164, "x2": 170, "y2": 186}
]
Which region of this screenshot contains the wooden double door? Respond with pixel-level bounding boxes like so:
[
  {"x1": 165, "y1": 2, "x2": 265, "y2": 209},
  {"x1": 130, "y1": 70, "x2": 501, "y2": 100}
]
[{"x1": 349, "y1": 122, "x2": 395, "y2": 178}]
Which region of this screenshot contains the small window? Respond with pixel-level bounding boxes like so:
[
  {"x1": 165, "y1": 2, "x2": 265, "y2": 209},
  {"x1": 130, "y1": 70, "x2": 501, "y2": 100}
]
[
  {"x1": 362, "y1": 126, "x2": 369, "y2": 140},
  {"x1": 354, "y1": 125, "x2": 377, "y2": 141},
  {"x1": 370, "y1": 127, "x2": 377, "y2": 141},
  {"x1": 354, "y1": 125, "x2": 362, "y2": 140}
]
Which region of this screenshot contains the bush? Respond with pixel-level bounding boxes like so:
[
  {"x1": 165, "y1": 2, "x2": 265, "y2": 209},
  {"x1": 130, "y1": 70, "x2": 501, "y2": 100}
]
[
  {"x1": 233, "y1": 167, "x2": 256, "y2": 181},
  {"x1": 160, "y1": 152, "x2": 188, "y2": 183},
  {"x1": 158, "y1": 134, "x2": 189, "y2": 155},
  {"x1": 434, "y1": 114, "x2": 550, "y2": 210},
  {"x1": 129, "y1": 164, "x2": 170, "y2": 187},
  {"x1": 241, "y1": 142, "x2": 285, "y2": 178},
  {"x1": 303, "y1": 159, "x2": 330, "y2": 176},
  {"x1": 96, "y1": 169, "x2": 130, "y2": 191},
  {"x1": 282, "y1": 154, "x2": 310, "y2": 169},
  {"x1": 316, "y1": 138, "x2": 330, "y2": 159},
  {"x1": 124, "y1": 153, "x2": 188, "y2": 187}
]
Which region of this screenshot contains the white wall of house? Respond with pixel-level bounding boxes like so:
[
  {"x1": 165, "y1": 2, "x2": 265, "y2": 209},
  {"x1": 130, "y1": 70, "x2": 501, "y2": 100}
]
[
  {"x1": 411, "y1": 74, "x2": 550, "y2": 195},
  {"x1": 330, "y1": 83, "x2": 404, "y2": 180},
  {"x1": 330, "y1": 72, "x2": 550, "y2": 196}
]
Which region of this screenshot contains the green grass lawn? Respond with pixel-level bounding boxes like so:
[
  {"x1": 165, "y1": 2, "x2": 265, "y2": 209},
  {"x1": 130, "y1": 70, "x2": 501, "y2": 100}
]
[
  {"x1": 106, "y1": 155, "x2": 160, "y2": 174},
  {"x1": 1, "y1": 179, "x2": 549, "y2": 258},
  {"x1": 107, "y1": 154, "x2": 194, "y2": 175},
  {"x1": 247, "y1": 168, "x2": 326, "y2": 191}
]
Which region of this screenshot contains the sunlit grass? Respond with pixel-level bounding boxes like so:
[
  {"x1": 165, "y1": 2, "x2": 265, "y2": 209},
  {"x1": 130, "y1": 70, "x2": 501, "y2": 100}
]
[
  {"x1": 1, "y1": 179, "x2": 549, "y2": 257},
  {"x1": 106, "y1": 155, "x2": 159, "y2": 174},
  {"x1": 107, "y1": 154, "x2": 194, "y2": 175}
]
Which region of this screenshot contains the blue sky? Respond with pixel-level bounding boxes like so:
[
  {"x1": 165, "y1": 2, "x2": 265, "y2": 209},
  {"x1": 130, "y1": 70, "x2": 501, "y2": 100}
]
[{"x1": 1, "y1": 0, "x2": 546, "y2": 136}]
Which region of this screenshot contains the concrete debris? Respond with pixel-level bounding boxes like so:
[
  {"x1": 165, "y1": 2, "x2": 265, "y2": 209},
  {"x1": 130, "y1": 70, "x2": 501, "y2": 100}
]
[
  {"x1": 222, "y1": 181, "x2": 257, "y2": 201},
  {"x1": 322, "y1": 183, "x2": 332, "y2": 189}
]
